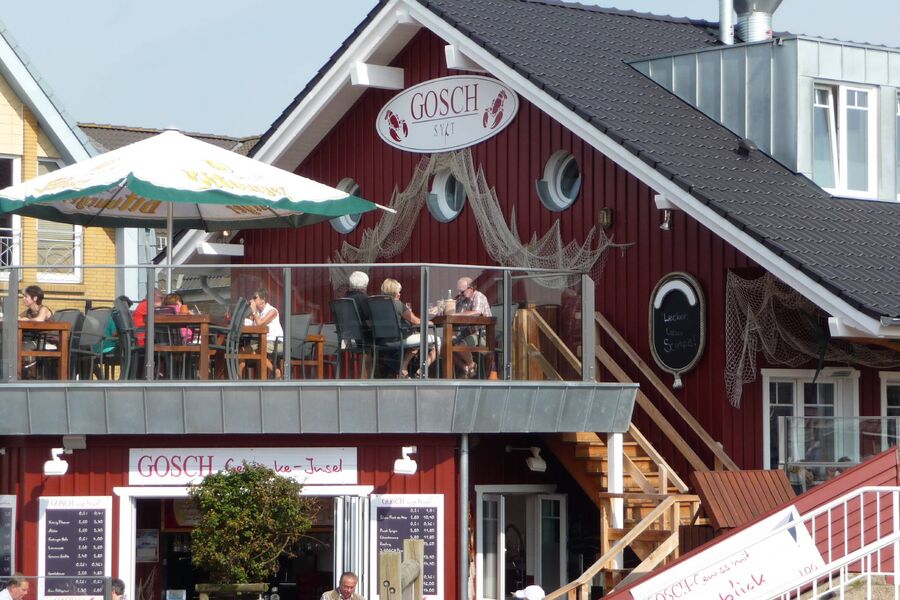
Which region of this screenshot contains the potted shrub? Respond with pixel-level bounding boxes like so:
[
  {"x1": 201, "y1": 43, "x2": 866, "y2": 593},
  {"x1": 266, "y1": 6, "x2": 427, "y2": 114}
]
[{"x1": 189, "y1": 461, "x2": 318, "y2": 598}]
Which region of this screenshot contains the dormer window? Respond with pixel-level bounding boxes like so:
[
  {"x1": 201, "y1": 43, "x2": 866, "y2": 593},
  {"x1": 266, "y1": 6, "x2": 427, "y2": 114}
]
[{"x1": 812, "y1": 84, "x2": 877, "y2": 198}]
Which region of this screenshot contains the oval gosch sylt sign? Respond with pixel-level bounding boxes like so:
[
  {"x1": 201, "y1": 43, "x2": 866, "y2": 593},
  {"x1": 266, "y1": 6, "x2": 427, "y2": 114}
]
[{"x1": 376, "y1": 75, "x2": 519, "y2": 153}]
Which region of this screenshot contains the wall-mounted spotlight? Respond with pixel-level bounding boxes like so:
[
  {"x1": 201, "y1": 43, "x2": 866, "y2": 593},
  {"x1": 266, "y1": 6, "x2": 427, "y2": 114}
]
[
  {"x1": 44, "y1": 448, "x2": 70, "y2": 476},
  {"x1": 505, "y1": 446, "x2": 548, "y2": 473},
  {"x1": 659, "y1": 208, "x2": 672, "y2": 231},
  {"x1": 393, "y1": 446, "x2": 418, "y2": 475}
]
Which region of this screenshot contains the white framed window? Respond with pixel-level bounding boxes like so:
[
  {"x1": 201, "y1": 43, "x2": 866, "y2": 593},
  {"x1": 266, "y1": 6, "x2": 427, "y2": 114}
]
[
  {"x1": 895, "y1": 96, "x2": 900, "y2": 199},
  {"x1": 427, "y1": 169, "x2": 467, "y2": 223},
  {"x1": 762, "y1": 368, "x2": 860, "y2": 471},
  {"x1": 812, "y1": 84, "x2": 877, "y2": 198},
  {"x1": 536, "y1": 150, "x2": 581, "y2": 211},
  {"x1": 36, "y1": 159, "x2": 82, "y2": 284},
  {"x1": 880, "y1": 372, "x2": 900, "y2": 450},
  {"x1": 0, "y1": 156, "x2": 21, "y2": 274},
  {"x1": 330, "y1": 177, "x2": 363, "y2": 234}
]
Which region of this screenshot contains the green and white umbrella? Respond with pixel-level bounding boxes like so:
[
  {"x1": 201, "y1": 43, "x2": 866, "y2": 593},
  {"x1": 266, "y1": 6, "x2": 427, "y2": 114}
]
[{"x1": 0, "y1": 129, "x2": 383, "y2": 231}]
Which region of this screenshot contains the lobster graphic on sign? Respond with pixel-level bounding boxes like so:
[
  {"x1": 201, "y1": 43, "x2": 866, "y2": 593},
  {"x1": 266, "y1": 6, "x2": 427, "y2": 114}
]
[
  {"x1": 384, "y1": 110, "x2": 408, "y2": 142},
  {"x1": 483, "y1": 90, "x2": 508, "y2": 130}
]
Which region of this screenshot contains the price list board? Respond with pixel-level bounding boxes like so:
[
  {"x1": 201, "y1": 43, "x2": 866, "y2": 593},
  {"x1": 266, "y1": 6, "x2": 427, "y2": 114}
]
[
  {"x1": 0, "y1": 496, "x2": 15, "y2": 578},
  {"x1": 38, "y1": 497, "x2": 112, "y2": 600},
  {"x1": 369, "y1": 494, "x2": 443, "y2": 600}
]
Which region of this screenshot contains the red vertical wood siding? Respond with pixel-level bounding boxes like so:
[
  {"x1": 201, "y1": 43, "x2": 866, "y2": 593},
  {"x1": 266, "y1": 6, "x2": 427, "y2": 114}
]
[
  {"x1": 242, "y1": 30, "x2": 893, "y2": 473},
  {"x1": 1, "y1": 433, "x2": 459, "y2": 599}
]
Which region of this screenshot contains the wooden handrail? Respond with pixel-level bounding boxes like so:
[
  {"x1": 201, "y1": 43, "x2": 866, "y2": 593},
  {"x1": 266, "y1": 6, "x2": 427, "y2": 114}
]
[
  {"x1": 543, "y1": 497, "x2": 679, "y2": 600},
  {"x1": 628, "y1": 424, "x2": 689, "y2": 493},
  {"x1": 595, "y1": 312, "x2": 740, "y2": 472},
  {"x1": 530, "y1": 310, "x2": 583, "y2": 373}
]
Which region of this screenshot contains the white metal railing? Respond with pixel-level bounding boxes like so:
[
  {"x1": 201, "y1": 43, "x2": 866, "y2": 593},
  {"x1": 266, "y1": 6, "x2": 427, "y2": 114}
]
[
  {"x1": 0, "y1": 226, "x2": 16, "y2": 267},
  {"x1": 714, "y1": 486, "x2": 900, "y2": 600}
]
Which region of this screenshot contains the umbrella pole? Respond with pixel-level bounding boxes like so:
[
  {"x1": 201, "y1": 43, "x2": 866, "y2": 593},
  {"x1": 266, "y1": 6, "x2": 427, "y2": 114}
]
[{"x1": 166, "y1": 202, "x2": 174, "y2": 292}]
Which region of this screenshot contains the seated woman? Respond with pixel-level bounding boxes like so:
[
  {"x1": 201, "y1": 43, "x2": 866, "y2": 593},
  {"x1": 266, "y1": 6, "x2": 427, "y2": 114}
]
[
  {"x1": 381, "y1": 278, "x2": 438, "y2": 378},
  {"x1": 162, "y1": 292, "x2": 193, "y2": 343},
  {"x1": 20, "y1": 284, "x2": 52, "y2": 321},
  {"x1": 242, "y1": 288, "x2": 283, "y2": 378}
]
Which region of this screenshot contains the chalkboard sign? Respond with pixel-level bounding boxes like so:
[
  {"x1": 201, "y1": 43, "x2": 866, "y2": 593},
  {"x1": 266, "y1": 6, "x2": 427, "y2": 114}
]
[
  {"x1": 0, "y1": 496, "x2": 15, "y2": 578},
  {"x1": 369, "y1": 494, "x2": 443, "y2": 600},
  {"x1": 38, "y1": 497, "x2": 112, "y2": 600},
  {"x1": 649, "y1": 273, "x2": 706, "y2": 388}
]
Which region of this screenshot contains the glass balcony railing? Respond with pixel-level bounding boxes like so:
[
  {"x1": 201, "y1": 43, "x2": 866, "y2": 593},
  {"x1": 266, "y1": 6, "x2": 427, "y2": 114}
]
[
  {"x1": 0, "y1": 263, "x2": 592, "y2": 384},
  {"x1": 776, "y1": 416, "x2": 900, "y2": 492}
]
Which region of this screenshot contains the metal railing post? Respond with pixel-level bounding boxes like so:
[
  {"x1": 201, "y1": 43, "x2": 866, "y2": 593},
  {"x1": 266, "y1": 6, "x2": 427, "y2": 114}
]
[
  {"x1": 502, "y1": 270, "x2": 512, "y2": 380},
  {"x1": 419, "y1": 265, "x2": 429, "y2": 379},
  {"x1": 144, "y1": 266, "x2": 155, "y2": 381},
  {"x1": 581, "y1": 274, "x2": 595, "y2": 382},
  {"x1": 283, "y1": 267, "x2": 292, "y2": 380},
  {"x1": 2, "y1": 268, "x2": 20, "y2": 381}
]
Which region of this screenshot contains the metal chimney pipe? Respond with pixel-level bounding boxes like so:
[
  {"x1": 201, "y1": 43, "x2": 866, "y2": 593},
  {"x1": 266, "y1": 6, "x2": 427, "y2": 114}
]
[
  {"x1": 734, "y1": 0, "x2": 783, "y2": 42},
  {"x1": 719, "y1": 0, "x2": 734, "y2": 45}
]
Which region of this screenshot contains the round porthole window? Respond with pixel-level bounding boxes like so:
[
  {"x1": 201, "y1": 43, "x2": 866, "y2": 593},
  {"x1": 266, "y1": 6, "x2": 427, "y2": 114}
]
[
  {"x1": 427, "y1": 169, "x2": 467, "y2": 223},
  {"x1": 538, "y1": 150, "x2": 582, "y2": 211},
  {"x1": 330, "y1": 178, "x2": 363, "y2": 234}
]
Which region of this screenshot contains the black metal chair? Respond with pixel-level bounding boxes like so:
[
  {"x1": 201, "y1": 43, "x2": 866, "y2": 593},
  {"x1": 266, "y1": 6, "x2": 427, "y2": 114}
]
[
  {"x1": 209, "y1": 297, "x2": 253, "y2": 379},
  {"x1": 277, "y1": 313, "x2": 318, "y2": 378},
  {"x1": 112, "y1": 297, "x2": 143, "y2": 380},
  {"x1": 367, "y1": 295, "x2": 423, "y2": 378},
  {"x1": 330, "y1": 299, "x2": 371, "y2": 378},
  {"x1": 47, "y1": 308, "x2": 84, "y2": 379},
  {"x1": 71, "y1": 307, "x2": 115, "y2": 380}
]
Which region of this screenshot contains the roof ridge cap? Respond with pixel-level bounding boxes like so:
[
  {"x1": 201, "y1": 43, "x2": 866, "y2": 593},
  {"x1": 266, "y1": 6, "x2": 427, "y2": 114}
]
[
  {"x1": 515, "y1": 0, "x2": 719, "y2": 28},
  {"x1": 78, "y1": 122, "x2": 252, "y2": 142}
]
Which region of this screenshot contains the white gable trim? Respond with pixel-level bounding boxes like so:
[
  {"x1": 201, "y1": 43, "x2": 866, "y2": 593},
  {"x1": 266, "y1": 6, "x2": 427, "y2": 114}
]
[
  {"x1": 255, "y1": 0, "x2": 896, "y2": 339},
  {"x1": 0, "y1": 32, "x2": 91, "y2": 162}
]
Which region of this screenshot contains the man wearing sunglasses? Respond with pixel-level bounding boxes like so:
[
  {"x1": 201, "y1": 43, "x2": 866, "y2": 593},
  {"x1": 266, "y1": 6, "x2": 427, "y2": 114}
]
[{"x1": 453, "y1": 276, "x2": 491, "y2": 378}]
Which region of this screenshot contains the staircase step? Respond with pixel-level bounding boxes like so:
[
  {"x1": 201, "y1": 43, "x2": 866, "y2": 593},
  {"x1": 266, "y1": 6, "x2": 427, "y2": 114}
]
[
  {"x1": 562, "y1": 432, "x2": 602, "y2": 442},
  {"x1": 575, "y1": 441, "x2": 642, "y2": 459},
  {"x1": 607, "y1": 528, "x2": 675, "y2": 542}
]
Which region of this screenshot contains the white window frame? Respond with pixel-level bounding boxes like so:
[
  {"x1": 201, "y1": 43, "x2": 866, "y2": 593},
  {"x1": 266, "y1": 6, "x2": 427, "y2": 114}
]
[
  {"x1": 895, "y1": 96, "x2": 900, "y2": 200},
  {"x1": 427, "y1": 169, "x2": 467, "y2": 223},
  {"x1": 330, "y1": 177, "x2": 363, "y2": 234},
  {"x1": 880, "y1": 371, "x2": 900, "y2": 451},
  {"x1": 36, "y1": 158, "x2": 83, "y2": 284},
  {"x1": 762, "y1": 367, "x2": 860, "y2": 470},
  {"x1": 0, "y1": 155, "x2": 21, "y2": 282},
  {"x1": 813, "y1": 83, "x2": 878, "y2": 199}
]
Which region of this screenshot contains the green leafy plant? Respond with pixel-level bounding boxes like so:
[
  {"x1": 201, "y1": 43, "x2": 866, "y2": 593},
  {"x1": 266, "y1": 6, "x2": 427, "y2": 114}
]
[{"x1": 189, "y1": 461, "x2": 318, "y2": 584}]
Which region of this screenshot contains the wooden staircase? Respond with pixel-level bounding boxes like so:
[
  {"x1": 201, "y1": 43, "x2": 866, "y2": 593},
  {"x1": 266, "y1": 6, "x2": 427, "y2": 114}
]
[{"x1": 518, "y1": 307, "x2": 740, "y2": 595}]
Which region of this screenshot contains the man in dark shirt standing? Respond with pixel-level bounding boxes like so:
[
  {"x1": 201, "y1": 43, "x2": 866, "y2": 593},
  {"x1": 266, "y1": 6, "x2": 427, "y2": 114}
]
[{"x1": 344, "y1": 270, "x2": 372, "y2": 341}]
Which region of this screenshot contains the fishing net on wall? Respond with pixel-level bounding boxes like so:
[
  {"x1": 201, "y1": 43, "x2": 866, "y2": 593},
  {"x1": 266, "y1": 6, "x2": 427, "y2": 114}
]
[
  {"x1": 330, "y1": 148, "x2": 620, "y2": 289},
  {"x1": 724, "y1": 271, "x2": 900, "y2": 407}
]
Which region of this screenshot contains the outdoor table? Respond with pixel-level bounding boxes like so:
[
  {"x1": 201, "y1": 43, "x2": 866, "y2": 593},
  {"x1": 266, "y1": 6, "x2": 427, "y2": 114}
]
[
  {"x1": 155, "y1": 313, "x2": 211, "y2": 379},
  {"x1": 18, "y1": 320, "x2": 71, "y2": 380},
  {"x1": 431, "y1": 314, "x2": 496, "y2": 379}
]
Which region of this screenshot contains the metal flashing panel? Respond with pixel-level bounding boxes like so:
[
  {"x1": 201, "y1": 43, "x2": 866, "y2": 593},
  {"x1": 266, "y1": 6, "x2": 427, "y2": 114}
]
[{"x1": 0, "y1": 382, "x2": 637, "y2": 436}]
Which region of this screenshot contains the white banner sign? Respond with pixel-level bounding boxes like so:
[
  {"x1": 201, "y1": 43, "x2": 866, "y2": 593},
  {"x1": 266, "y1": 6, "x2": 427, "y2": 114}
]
[
  {"x1": 376, "y1": 75, "x2": 518, "y2": 153},
  {"x1": 128, "y1": 447, "x2": 358, "y2": 485},
  {"x1": 630, "y1": 506, "x2": 825, "y2": 600}
]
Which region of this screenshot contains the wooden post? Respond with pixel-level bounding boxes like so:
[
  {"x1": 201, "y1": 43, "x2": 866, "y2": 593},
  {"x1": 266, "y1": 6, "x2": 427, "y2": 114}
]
[
  {"x1": 380, "y1": 551, "x2": 402, "y2": 600},
  {"x1": 403, "y1": 539, "x2": 424, "y2": 600}
]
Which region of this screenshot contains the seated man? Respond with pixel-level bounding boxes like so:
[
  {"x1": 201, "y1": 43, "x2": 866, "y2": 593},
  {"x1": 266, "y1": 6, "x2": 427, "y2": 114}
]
[{"x1": 453, "y1": 276, "x2": 492, "y2": 378}]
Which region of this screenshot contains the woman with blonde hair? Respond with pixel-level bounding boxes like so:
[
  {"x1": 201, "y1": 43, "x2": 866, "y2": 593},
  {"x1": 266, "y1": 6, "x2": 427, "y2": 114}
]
[{"x1": 380, "y1": 278, "x2": 438, "y2": 378}]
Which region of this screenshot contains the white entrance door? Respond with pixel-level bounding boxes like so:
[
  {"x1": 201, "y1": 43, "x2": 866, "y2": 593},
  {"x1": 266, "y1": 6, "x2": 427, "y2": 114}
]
[
  {"x1": 334, "y1": 495, "x2": 370, "y2": 593},
  {"x1": 476, "y1": 489, "x2": 567, "y2": 600}
]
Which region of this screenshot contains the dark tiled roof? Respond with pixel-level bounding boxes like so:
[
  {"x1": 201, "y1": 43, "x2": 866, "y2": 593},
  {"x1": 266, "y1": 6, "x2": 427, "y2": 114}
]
[
  {"x1": 78, "y1": 123, "x2": 258, "y2": 155},
  {"x1": 415, "y1": 0, "x2": 900, "y2": 319}
]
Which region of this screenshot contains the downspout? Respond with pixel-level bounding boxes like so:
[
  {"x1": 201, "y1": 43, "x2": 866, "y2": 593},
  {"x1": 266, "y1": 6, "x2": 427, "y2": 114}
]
[{"x1": 460, "y1": 434, "x2": 469, "y2": 600}]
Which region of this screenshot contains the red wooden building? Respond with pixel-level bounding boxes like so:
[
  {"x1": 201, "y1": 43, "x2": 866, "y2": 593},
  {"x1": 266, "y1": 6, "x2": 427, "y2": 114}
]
[{"x1": 4, "y1": 0, "x2": 900, "y2": 598}]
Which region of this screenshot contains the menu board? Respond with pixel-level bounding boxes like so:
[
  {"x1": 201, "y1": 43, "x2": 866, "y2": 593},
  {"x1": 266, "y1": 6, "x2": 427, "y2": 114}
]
[
  {"x1": 0, "y1": 496, "x2": 15, "y2": 578},
  {"x1": 369, "y1": 495, "x2": 443, "y2": 600},
  {"x1": 38, "y1": 497, "x2": 112, "y2": 600}
]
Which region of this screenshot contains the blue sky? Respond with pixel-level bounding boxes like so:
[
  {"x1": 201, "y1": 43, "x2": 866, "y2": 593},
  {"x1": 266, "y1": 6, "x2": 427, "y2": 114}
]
[{"x1": 3, "y1": 0, "x2": 898, "y2": 137}]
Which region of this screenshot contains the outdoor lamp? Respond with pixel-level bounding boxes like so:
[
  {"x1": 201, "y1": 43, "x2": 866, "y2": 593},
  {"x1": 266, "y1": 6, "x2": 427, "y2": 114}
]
[
  {"x1": 393, "y1": 446, "x2": 418, "y2": 475},
  {"x1": 506, "y1": 445, "x2": 548, "y2": 472},
  {"x1": 44, "y1": 448, "x2": 69, "y2": 476}
]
